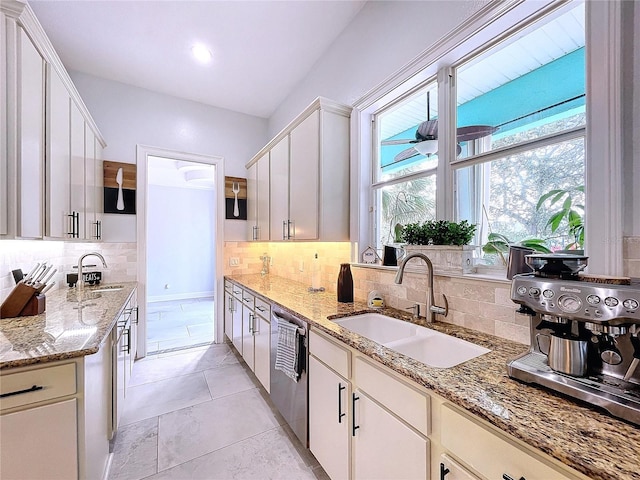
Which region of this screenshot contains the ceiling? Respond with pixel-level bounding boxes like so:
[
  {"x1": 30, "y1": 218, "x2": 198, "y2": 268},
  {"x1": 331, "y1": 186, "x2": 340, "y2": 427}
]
[{"x1": 28, "y1": 0, "x2": 367, "y2": 119}]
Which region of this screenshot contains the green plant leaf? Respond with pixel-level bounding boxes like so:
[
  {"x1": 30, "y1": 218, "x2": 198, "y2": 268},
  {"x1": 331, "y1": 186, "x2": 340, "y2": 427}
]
[
  {"x1": 536, "y1": 189, "x2": 562, "y2": 211},
  {"x1": 547, "y1": 211, "x2": 566, "y2": 232}
]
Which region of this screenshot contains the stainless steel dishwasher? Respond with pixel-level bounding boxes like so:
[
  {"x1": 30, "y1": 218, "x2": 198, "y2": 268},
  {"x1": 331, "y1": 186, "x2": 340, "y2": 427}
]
[{"x1": 270, "y1": 306, "x2": 308, "y2": 447}]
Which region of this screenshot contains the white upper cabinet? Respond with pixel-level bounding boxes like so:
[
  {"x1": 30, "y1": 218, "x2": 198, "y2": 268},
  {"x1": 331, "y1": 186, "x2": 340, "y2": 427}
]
[
  {"x1": 17, "y1": 28, "x2": 45, "y2": 239},
  {"x1": 1, "y1": 0, "x2": 106, "y2": 241},
  {"x1": 247, "y1": 97, "x2": 351, "y2": 242},
  {"x1": 70, "y1": 100, "x2": 86, "y2": 239},
  {"x1": 289, "y1": 110, "x2": 320, "y2": 240},
  {"x1": 247, "y1": 152, "x2": 270, "y2": 241},
  {"x1": 269, "y1": 136, "x2": 289, "y2": 240},
  {"x1": 46, "y1": 65, "x2": 71, "y2": 239}
]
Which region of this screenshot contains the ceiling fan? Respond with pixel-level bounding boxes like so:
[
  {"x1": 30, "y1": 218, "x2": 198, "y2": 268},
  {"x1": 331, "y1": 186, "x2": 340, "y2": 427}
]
[{"x1": 381, "y1": 93, "x2": 498, "y2": 164}]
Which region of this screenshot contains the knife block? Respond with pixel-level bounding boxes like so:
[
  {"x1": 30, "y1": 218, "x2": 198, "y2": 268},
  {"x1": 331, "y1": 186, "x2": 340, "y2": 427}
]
[{"x1": 0, "y1": 284, "x2": 45, "y2": 319}]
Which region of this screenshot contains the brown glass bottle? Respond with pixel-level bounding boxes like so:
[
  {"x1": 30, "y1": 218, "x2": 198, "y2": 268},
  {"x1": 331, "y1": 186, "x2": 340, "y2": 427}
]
[{"x1": 337, "y1": 263, "x2": 354, "y2": 303}]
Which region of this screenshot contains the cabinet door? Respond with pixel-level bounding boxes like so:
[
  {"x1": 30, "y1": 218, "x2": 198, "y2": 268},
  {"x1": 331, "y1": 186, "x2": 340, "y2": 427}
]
[
  {"x1": 309, "y1": 355, "x2": 350, "y2": 480},
  {"x1": 253, "y1": 315, "x2": 270, "y2": 392},
  {"x1": 45, "y1": 66, "x2": 71, "y2": 239},
  {"x1": 224, "y1": 293, "x2": 235, "y2": 341},
  {"x1": 241, "y1": 304, "x2": 255, "y2": 370},
  {"x1": 256, "y1": 153, "x2": 270, "y2": 241},
  {"x1": 94, "y1": 136, "x2": 103, "y2": 239},
  {"x1": 353, "y1": 390, "x2": 429, "y2": 480},
  {"x1": 246, "y1": 162, "x2": 257, "y2": 240},
  {"x1": 84, "y1": 125, "x2": 97, "y2": 239},
  {"x1": 231, "y1": 292, "x2": 243, "y2": 354},
  {"x1": 0, "y1": 398, "x2": 78, "y2": 479},
  {"x1": 70, "y1": 101, "x2": 85, "y2": 239},
  {"x1": 17, "y1": 29, "x2": 45, "y2": 238},
  {"x1": 289, "y1": 109, "x2": 319, "y2": 240},
  {"x1": 269, "y1": 135, "x2": 289, "y2": 240}
]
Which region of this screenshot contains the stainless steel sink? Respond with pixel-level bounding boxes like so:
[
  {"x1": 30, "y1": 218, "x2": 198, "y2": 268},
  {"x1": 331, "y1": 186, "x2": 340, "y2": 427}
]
[{"x1": 333, "y1": 313, "x2": 490, "y2": 368}]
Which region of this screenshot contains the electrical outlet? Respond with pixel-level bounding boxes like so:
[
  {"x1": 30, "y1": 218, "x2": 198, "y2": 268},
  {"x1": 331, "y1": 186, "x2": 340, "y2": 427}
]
[{"x1": 230, "y1": 257, "x2": 240, "y2": 266}]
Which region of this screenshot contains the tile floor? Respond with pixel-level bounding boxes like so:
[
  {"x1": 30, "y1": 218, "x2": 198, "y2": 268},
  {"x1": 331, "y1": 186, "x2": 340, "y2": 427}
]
[
  {"x1": 146, "y1": 298, "x2": 215, "y2": 354},
  {"x1": 108, "y1": 343, "x2": 327, "y2": 480}
]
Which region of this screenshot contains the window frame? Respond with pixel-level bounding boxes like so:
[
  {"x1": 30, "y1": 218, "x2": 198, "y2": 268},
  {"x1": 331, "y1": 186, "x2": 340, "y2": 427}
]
[{"x1": 352, "y1": 0, "x2": 623, "y2": 275}]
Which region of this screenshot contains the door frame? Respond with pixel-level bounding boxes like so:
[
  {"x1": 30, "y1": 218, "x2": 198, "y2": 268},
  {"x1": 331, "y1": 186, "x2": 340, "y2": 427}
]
[{"x1": 136, "y1": 144, "x2": 225, "y2": 358}]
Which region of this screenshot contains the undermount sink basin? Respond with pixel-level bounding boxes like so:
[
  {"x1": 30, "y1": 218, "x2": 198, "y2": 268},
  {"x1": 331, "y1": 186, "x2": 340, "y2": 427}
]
[
  {"x1": 90, "y1": 285, "x2": 124, "y2": 293},
  {"x1": 333, "y1": 313, "x2": 490, "y2": 368}
]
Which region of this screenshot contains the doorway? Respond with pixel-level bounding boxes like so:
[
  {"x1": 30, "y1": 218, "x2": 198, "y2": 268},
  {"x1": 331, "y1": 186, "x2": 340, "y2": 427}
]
[{"x1": 136, "y1": 145, "x2": 225, "y2": 359}]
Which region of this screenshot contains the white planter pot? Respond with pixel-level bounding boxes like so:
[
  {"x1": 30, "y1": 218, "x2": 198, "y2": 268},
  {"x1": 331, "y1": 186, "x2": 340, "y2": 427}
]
[{"x1": 403, "y1": 245, "x2": 477, "y2": 274}]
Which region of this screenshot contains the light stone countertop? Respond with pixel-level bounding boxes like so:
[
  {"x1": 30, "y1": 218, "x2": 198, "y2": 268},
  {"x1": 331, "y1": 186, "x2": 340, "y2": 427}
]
[
  {"x1": 227, "y1": 273, "x2": 640, "y2": 480},
  {"x1": 0, "y1": 282, "x2": 137, "y2": 370}
]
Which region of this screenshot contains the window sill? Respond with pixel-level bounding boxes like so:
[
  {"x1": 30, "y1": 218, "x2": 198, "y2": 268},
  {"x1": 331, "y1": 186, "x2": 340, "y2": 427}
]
[{"x1": 351, "y1": 262, "x2": 512, "y2": 285}]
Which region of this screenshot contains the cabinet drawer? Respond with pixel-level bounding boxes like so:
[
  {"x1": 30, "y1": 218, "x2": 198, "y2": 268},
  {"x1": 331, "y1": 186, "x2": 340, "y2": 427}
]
[
  {"x1": 1, "y1": 362, "x2": 77, "y2": 411},
  {"x1": 441, "y1": 404, "x2": 578, "y2": 480},
  {"x1": 241, "y1": 291, "x2": 254, "y2": 308},
  {"x1": 309, "y1": 330, "x2": 350, "y2": 379},
  {"x1": 354, "y1": 356, "x2": 429, "y2": 436},
  {"x1": 254, "y1": 297, "x2": 271, "y2": 321},
  {"x1": 224, "y1": 280, "x2": 233, "y2": 292},
  {"x1": 231, "y1": 284, "x2": 243, "y2": 298}
]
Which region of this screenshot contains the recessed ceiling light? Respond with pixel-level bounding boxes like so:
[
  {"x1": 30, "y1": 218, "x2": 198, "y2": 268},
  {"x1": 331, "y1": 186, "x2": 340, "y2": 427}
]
[{"x1": 191, "y1": 44, "x2": 213, "y2": 64}]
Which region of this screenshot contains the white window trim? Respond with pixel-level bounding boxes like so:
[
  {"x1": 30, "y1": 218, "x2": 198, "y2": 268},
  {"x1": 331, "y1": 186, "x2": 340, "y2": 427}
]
[{"x1": 352, "y1": 0, "x2": 622, "y2": 275}]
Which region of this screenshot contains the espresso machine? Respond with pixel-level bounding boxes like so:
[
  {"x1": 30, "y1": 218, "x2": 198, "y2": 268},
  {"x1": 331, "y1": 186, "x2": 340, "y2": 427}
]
[{"x1": 508, "y1": 254, "x2": 640, "y2": 426}]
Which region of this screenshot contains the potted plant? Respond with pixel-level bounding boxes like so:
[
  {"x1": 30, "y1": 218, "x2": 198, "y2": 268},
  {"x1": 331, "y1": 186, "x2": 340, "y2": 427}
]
[
  {"x1": 400, "y1": 220, "x2": 478, "y2": 273},
  {"x1": 482, "y1": 232, "x2": 551, "y2": 266}
]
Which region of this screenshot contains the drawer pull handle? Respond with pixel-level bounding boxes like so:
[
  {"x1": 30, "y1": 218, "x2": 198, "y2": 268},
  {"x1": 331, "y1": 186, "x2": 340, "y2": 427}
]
[
  {"x1": 338, "y1": 383, "x2": 346, "y2": 423},
  {"x1": 352, "y1": 394, "x2": 359, "y2": 436},
  {"x1": 1, "y1": 385, "x2": 44, "y2": 398},
  {"x1": 256, "y1": 306, "x2": 266, "y2": 312},
  {"x1": 440, "y1": 463, "x2": 450, "y2": 480},
  {"x1": 502, "y1": 475, "x2": 526, "y2": 480}
]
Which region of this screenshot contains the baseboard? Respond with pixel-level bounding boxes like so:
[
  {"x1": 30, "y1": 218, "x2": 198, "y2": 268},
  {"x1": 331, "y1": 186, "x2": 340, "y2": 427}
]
[{"x1": 148, "y1": 291, "x2": 214, "y2": 303}]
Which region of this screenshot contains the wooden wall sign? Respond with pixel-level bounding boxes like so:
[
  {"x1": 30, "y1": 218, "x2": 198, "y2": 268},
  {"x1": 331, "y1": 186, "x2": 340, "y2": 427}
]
[
  {"x1": 104, "y1": 161, "x2": 136, "y2": 214},
  {"x1": 225, "y1": 176, "x2": 247, "y2": 220}
]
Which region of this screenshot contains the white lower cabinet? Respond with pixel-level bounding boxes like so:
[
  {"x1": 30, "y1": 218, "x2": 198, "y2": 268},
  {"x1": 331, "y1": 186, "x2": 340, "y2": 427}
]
[
  {"x1": 253, "y1": 300, "x2": 271, "y2": 392},
  {"x1": 353, "y1": 390, "x2": 429, "y2": 480},
  {"x1": 309, "y1": 355, "x2": 350, "y2": 480},
  {"x1": 0, "y1": 398, "x2": 78, "y2": 479},
  {"x1": 309, "y1": 330, "x2": 429, "y2": 480},
  {"x1": 224, "y1": 284, "x2": 235, "y2": 341},
  {"x1": 440, "y1": 405, "x2": 581, "y2": 480},
  {"x1": 230, "y1": 286, "x2": 243, "y2": 353},
  {"x1": 242, "y1": 303, "x2": 255, "y2": 370},
  {"x1": 224, "y1": 280, "x2": 271, "y2": 392},
  {"x1": 308, "y1": 329, "x2": 588, "y2": 480}
]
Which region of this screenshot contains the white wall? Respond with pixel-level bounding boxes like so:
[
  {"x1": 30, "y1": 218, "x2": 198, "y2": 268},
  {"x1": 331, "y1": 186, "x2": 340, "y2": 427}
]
[
  {"x1": 69, "y1": 71, "x2": 269, "y2": 241},
  {"x1": 147, "y1": 184, "x2": 215, "y2": 301},
  {"x1": 267, "y1": 0, "x2": 489, "y2": 137}
]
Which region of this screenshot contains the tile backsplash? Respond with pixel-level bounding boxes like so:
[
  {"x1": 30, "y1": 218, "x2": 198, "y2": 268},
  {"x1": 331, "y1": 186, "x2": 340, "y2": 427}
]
[
  {"x1": 224, "y1": 241, "x2": 352, "y2": 292},
  {"x1": 0, "y1": 241, "x2": 137, "y2": 303},
  {"x1": 624, "y1": 236, "x2": 640, "y2": 277}
]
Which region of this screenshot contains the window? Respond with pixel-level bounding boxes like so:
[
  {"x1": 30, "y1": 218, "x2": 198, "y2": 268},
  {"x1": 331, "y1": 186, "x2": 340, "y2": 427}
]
[
  {"x1": 373, "y1": 81, "x2": 438, "y2": 248},
  {"x1": 370, "y1": 2, "x2": 586, "y2": 267}
]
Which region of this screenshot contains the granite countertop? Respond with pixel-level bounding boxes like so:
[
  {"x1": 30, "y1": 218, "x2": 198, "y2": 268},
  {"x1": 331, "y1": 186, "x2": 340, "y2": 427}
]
[
  {"x1": 0, "y1": 282, "x2": 137, "y2": 370},
  {"x1": 227, "y1": 273, "x2": 640, "y2": 480}
]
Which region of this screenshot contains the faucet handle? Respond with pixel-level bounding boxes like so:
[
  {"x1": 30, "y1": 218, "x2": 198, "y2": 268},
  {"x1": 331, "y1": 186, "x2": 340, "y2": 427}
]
[{"x1": 430, "y1": 294, "x2": 449, "y2": 318}]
